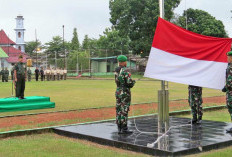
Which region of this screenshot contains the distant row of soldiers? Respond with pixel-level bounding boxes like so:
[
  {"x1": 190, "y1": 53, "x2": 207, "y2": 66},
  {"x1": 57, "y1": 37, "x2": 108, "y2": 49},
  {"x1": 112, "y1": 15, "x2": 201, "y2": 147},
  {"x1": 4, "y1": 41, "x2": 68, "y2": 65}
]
[
  {"x1": 0, "y1": 68, "x2": 9, "y2": 82},
  {"x1": 27, "y1": 67, "x2": 67, "y2": 81}
]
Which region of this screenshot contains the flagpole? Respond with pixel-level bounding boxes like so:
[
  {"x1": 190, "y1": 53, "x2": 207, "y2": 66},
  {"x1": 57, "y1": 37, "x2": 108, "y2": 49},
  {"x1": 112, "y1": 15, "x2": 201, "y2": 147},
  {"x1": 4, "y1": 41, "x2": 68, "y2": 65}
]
[{"x1": 158, "y1": 0, "x2": 169, "y2": 127}]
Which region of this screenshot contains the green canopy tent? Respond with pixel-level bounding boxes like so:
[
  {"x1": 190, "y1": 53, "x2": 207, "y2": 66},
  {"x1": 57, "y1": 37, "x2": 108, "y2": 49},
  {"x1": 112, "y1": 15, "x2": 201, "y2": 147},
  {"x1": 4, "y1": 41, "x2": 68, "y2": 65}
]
[
  {"x1": 0, "y1": 47, "x2": 8, "y2": 68},
  {"x1": 0, "y1": 47, "x2": 8, "y2": 58}
]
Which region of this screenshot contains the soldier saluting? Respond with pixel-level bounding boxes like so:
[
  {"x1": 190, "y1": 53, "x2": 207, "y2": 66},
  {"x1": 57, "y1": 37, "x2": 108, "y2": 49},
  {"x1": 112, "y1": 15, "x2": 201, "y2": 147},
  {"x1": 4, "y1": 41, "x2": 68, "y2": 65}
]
[
  {"x1": 222, "y1": 51, "x2": 232, "y2": 133},
  {"x1": 14, "y1": 55, "x2": 27, "y2": 99},
  {"x1": 115, "y1": 55, "x2": 136, "y2": 134}
]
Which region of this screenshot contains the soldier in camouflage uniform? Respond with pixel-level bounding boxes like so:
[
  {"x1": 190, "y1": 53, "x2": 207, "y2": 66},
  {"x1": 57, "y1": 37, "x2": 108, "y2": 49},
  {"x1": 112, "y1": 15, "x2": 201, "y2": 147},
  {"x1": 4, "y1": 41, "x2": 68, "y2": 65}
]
[
  {"x1": 14, "y1": 55, "x2": 27, "y2": 99},
  {"x1": 0, "y1": 68, "x2": 2, "y2": 81},
  {"x1": 4, "y1": 67, "x2": 9, "y2": 82},
  {"x1": 188, "y1": 85, "x2": 203, "y2": 124},
  {"x1": 27, "y1": 68, "x2": 32, "y2": 82},
  {"x1": 222, "y1": 51, "x2": 232, "y2": 133},
  {"x1": 11, "y1": 64, "x2": 15, "y2": 80},
  {"x1": 1, "y1": 68, "x2": 4, "y2": 82},
  {"x1": 115, "y1": 55, "x2": 136, "y2": 134}
]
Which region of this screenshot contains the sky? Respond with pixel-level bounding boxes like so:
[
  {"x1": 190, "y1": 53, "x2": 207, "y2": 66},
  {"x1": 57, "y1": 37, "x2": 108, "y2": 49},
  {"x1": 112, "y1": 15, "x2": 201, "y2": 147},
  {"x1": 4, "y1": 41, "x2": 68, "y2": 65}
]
[{"x1": 0, "y1": 0, "x2": 231, "y2": 44}]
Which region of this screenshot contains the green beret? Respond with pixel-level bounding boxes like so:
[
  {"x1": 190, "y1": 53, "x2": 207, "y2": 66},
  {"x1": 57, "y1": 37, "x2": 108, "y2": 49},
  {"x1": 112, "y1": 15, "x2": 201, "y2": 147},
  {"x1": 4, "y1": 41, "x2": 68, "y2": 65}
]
[
  {"x1": 117, "y1": 55, "x2": 127, "y2": 62},
  {"x1": 227, "y1": 51, "x2": 232, "y2": 56},
  {"x1": 18, "y1": 55, "x2": 23, "y2": 59}
]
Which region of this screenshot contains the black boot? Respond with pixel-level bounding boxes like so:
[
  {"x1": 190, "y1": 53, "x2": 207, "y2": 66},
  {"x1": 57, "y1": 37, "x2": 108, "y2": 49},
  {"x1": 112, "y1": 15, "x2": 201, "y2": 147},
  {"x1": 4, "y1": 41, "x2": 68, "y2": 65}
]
[
  {"x1": 117, "y1": 124, "x2": 122, "y2": 134},
  {"x1": 188, "y1": 118, "x2": 197, "y2": 125},
  {"x1": 197, "y1": 117, "x2": 202, "y2": 124},
  {"x1": 226, "y1": 128, "x2": 232, "y2": 133},
  {"x1": 118, "y1": 125, "x2": 133, "y2": 134}
]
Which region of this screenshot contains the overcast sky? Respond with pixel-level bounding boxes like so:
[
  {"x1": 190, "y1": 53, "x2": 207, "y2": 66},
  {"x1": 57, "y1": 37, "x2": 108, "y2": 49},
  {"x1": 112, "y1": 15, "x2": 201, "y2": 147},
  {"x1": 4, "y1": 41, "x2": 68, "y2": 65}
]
[{"x1": 0, "y1": 0, "x2": 231, "y2": 44}]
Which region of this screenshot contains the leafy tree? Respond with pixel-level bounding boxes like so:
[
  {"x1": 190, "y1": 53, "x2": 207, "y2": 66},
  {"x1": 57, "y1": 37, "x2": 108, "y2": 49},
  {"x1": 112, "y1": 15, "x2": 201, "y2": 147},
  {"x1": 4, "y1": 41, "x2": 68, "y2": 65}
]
[
  {"x1": 175, "y1": 8, "x2": 228, "y2": 37},
  {"x1": 25, "y1": 40, "x2": 42, "y2": 55},
  {"x1": 45, "y1": 36, "x2": 70, "y2": 67},
  {"x1": 96, "y1": 28, "x2": 130, "y2": 56},
  {"x1": 82, "y1": 35, "x2": 98, "y2": 49},
  {"x1": 109, "y1": 0, "x2": 181, "y2": 56},
  {"x1": 67, "y1": 50, "x2": 90, "y2": 71},
  {"x1": 70, "y1": 28, "x2": 80, "y2": 50}
]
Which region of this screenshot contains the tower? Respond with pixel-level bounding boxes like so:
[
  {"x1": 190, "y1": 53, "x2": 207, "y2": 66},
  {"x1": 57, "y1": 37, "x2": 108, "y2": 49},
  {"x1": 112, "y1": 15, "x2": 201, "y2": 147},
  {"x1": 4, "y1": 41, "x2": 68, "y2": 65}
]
[{"x1": 15, "y1": 15, "x2": 26, "y2": 52}]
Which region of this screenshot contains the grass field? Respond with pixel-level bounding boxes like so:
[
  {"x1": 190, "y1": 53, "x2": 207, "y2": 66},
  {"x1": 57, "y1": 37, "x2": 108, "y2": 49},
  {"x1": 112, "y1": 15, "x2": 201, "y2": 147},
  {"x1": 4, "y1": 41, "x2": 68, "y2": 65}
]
[
  {"x1": 0, "y1": 133, "x2": 148, "y2": 157},
  {"x1": 0, "y1": 79, "x2": 224, "y2": 116}
]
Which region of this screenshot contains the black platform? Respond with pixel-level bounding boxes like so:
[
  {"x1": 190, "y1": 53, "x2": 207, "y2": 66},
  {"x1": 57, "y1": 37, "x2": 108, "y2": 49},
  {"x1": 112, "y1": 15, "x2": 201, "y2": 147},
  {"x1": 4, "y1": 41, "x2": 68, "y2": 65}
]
[{"x1": 53, "y1": 116, "x2": 232, "y2": 156}]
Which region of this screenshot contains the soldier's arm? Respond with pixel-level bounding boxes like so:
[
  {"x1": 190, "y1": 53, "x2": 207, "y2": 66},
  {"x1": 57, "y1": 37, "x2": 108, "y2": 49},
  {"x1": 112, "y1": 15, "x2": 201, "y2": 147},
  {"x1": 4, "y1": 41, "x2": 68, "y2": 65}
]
[
  {"x1": 226, "y1": 67, "x2": 232, "y2": 91},
  {"x1": 124, "y1": 70, "x2": 135, "y2": 88}
]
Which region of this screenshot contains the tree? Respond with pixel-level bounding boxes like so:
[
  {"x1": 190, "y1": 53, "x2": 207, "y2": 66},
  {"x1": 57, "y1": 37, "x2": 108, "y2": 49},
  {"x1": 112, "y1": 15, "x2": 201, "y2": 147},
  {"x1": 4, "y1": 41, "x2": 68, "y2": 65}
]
[
  {"x1": 109, "y1": 0, "x2": 181, "y2": 56},
  {"x1": 67, "y1": 50, "x2": 90, "y2": 71},
  {"x1": 45, "y1": 36, "x2": 70, "y2": 67},
  {"x1": 82, "y1": 35, "x2": 98, "y2": 49},
  {"x1": 25, "y1": 40, "x2": 42, "y2": 55},
  {"x1": 175, "y1": 8, "x2": 228, "y2": 37},
  {"x1": 96, "y1": 28, "x2": 130, "y2": 56},
  {"x1": 70, "y1": 28, "x2": 80, "y2": 50}
]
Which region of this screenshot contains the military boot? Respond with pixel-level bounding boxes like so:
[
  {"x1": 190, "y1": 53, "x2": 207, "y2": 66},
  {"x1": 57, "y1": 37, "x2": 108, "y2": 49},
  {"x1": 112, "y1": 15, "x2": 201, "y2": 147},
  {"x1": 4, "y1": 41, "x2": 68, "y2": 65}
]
[
  {"x1": 197, "y1": 116, "x2": 202, "y2": 124},
  {"x1": 117, "y1": 124, "x2": 122, "y2": 134},
  {"x1": 188, "y1": 116, "x2": 197, "y2": 125},
  {"x1": 226, "y1": 128, "x2": 232, "y2": 133},
  {"x1": 118, "y1": 125, "x2": 133, "y2": 134}
]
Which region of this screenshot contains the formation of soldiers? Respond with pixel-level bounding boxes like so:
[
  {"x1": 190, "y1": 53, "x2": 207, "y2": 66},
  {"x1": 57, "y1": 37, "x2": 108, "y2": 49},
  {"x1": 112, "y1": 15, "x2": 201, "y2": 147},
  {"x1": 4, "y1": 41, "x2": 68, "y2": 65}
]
[
  {"x1": 26, "y1": 67, "x2": 67, "y2": 81},
  {"x1": 0, "y1": 68, "x2": 9, "y2": 82}
]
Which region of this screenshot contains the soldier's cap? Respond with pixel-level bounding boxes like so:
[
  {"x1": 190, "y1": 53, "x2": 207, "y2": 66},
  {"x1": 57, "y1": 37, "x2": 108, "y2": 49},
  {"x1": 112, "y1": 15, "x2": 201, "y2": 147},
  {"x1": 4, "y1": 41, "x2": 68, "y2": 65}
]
[
  {"x1": 227, "y1": 51, "x2": 232, "y2": 56},
  {"x1": 117, "y1": 55, "x2": 127, "y2": 62},
  {"x1": 18, "y1": 55, "x2": 23, "y2": 59}
]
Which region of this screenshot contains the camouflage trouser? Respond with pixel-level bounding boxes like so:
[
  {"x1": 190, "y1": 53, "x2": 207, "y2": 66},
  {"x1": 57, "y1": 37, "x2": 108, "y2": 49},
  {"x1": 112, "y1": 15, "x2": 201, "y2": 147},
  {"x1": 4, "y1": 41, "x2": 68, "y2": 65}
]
[
  {"x1": 189, "y1": 88, "x2": 203, "y2": 120},
  {"x1": 115, "y1": 87, "x2": 131, "y2": 127},
  {"x1": 226, "y1": 92, "x2": 232, "y2": 120},
  {"x1": 28, "y1": 75, "x2": 31, "y2": 81}
]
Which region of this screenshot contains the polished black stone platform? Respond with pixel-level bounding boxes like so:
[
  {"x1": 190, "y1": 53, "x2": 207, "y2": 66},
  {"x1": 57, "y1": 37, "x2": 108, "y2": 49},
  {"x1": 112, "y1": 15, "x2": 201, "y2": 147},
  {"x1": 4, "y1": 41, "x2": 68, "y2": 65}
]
[{"x1": 53, "y1": 116, "x2": 232, "y2": 156}]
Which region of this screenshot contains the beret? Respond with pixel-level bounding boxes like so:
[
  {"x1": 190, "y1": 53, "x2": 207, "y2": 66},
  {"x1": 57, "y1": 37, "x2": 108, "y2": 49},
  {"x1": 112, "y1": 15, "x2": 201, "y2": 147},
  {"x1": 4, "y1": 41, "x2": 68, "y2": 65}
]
[{"x1": 117, "y1": 55, "x2": 127, "y2": 62}]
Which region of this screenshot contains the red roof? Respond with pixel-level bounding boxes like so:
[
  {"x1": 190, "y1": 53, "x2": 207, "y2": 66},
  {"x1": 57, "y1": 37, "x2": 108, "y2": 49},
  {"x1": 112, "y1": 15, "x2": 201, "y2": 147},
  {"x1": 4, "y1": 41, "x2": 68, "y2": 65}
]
[
  {"x1": 0, "y1": 30, "x2": 16, "y2": 45},
  {"x1": 1, "y1": 46, "x2": 29, "y2": 63}
]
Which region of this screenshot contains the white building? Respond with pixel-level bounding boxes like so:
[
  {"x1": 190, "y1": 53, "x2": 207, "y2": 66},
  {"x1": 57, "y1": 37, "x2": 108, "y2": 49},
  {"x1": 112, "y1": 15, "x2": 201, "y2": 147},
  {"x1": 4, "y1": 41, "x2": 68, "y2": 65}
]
[{"x1": 14, "y1": 15, "x2": 26, "y2": 52}]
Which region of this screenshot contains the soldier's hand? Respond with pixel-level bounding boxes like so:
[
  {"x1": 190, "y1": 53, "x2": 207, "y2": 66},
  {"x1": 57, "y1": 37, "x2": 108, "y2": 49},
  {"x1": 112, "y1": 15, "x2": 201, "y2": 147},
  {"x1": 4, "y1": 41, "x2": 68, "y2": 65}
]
[
  {"x1": 15, "y1": 78, "x2": 17, "y2": 82},
  {"x1": 222, "y1": 87, "x2": 227, "y2": 92}
]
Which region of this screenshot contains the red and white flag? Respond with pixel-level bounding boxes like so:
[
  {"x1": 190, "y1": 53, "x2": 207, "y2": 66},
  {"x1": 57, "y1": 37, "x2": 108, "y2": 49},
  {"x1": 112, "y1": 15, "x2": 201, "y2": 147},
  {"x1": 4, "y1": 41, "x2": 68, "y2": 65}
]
[{"x1": 144, "y1": 17, "x2": 232, "y2": 89}]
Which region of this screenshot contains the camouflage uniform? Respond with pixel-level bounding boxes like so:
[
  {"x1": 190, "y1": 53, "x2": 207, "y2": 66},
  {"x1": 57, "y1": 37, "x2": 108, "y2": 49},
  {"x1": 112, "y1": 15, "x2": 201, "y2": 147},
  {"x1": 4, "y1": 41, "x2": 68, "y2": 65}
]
[
  {"x1": 115, "y1": 66, "x2": 135, "y2": 131},
  {"x1": 1, "y1": 69, "x2": 4, "y2": 82},
  {"x1": 225, "y1": 63, "x2": 232, "y2": 119},
  {"x1": 27, "y1": 69, "x2": 32, "y2": 81},
  {"x1": 11, "y1": 68, "x2": 14, "y2": 80},
  {"x1": 188, "y1": 85, "x2": 203, "y2": 121},
  {"x1": 14, "y1": 62, "x2": 26, "y2": 98},
  {"x1": 4, "y1": 69, "x2": 9, "y2": 82}
]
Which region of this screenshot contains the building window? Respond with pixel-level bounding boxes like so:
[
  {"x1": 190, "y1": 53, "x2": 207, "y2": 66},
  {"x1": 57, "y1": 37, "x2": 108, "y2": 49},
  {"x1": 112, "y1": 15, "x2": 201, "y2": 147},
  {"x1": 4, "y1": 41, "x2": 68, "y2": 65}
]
[
  {"x1": 18, "y1": 32, "x2": 21, "y2": 38},
  {"x1": 18, "y1": 46, "x2": 21, "y2": 51}
]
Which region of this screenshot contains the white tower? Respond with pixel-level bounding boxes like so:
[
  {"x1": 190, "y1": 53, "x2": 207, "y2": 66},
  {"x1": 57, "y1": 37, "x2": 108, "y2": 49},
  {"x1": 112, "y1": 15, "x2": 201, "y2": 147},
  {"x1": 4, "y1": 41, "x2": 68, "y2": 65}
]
[{"x1": 15, "y1": 15, "x2": 26, "y2": 52}]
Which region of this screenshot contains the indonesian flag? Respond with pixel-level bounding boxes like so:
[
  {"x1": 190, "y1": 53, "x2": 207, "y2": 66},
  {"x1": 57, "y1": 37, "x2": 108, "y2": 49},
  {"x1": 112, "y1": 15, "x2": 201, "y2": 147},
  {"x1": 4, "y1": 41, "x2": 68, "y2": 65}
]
[{"x1": 144, "y1": 17, "x2": 232, "y2": 89}]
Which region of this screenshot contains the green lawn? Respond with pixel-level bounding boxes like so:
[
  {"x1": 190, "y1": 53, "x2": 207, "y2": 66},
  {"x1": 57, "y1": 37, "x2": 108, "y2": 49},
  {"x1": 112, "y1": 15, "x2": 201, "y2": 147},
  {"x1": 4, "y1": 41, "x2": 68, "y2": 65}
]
[
  {"x1": 0, "y1": 79, "x2": 224, "y2": 116},
  {"x1": 0, "y1": 133, "x2": 148, "y2": 157}
]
